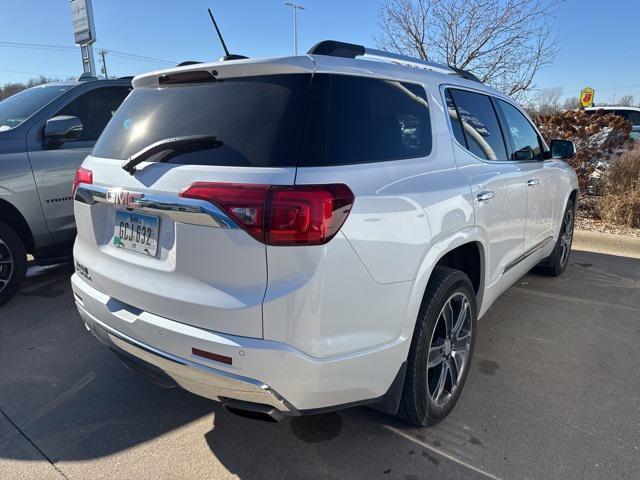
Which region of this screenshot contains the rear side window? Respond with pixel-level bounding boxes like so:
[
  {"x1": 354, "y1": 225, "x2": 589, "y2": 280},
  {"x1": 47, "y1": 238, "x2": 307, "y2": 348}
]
[
  {"x1": 495, "y1": 99, "x2": 545, "y2": 160},
  {"x1": 616, "y1": 110, "x2": 640, "y2": 126},
  {"x1": 447, "y1": 88, "x2": 507, "y2": 161},
  {"x1": 93, "y1": 74, "x2": 312, "y2": 167},
  {"x1": 57, "y1": 86, "x2": 131, "y2": 141},
  {"x1": 300, "y1": 75, "x2": 431, "y2": 166}
]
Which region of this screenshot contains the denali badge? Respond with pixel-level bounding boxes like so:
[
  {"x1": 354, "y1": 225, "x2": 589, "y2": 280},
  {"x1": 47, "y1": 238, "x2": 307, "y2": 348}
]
[{"x1": 106, "y1": 188, "x2": 144, "y2": 208}]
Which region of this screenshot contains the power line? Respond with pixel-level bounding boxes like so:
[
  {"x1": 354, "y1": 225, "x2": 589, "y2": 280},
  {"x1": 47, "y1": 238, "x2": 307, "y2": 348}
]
[
  {"x1": 0, "y1": 68, "x2": 67, "y2": 78},
  {"x1": 0, "y1": 41, "x2": 75, "y2": 52},
  {"x1": 0, "y1": 41, "x2": 176, "y2": 65}
]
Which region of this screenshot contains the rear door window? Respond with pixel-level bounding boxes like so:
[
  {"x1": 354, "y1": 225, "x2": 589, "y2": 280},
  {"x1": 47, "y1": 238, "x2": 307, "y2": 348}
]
[
  {"x1": 444, "y1": 90, "x2": 467, "y2": 147},
  {"x1": 300, "y1": 74, "x2": 431, "y2": 166},
  {"x1": 447, "y1": 88, "x2": 508, "y2": 161}
]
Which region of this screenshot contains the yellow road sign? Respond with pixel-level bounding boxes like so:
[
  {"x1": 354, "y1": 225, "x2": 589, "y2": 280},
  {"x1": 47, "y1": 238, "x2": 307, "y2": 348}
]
[{"x1": 580, "y1": 87, "x2": 595, "y2": 107}]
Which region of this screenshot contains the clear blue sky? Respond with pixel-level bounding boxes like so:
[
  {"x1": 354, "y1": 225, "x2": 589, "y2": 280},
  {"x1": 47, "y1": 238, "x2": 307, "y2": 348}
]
[{"x1": 1, "y1": 0, "x2": 639, "y2": 104}]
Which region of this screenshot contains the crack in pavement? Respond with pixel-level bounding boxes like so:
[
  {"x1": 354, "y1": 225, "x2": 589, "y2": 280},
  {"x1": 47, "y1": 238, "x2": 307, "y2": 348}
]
[{"x1": 0, "y1": 407, "x2": 68, "y2": 479}]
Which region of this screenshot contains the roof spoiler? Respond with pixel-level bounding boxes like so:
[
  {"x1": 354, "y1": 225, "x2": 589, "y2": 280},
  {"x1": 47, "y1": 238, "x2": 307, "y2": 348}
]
[{"x1": 307, "y1": 40, "x2": 481, "y2": 83}]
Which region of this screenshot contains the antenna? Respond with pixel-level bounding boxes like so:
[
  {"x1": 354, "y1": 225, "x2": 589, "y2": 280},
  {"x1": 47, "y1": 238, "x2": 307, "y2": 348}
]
[{"x1": 207, "y1": 8, "x2": 248, "y2": 61}]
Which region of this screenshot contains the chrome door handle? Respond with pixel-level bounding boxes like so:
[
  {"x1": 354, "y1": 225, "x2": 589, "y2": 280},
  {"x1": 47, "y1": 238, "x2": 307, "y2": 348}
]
[
  {"x1": 477, "y1": 191, "x2": 495, "y2": 202},
  {"x1": 527, "y1": 178, "x2": 540, "y2": 186}
]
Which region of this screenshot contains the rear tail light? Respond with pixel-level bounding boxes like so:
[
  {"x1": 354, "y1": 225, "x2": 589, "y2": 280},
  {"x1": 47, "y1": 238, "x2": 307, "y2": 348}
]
[
  {"x1": 72, "y1": 167, "x2": 93, "y2": 196},
  {"x1": 180, "y1": 183, "x2": 354, "y2": 246}
]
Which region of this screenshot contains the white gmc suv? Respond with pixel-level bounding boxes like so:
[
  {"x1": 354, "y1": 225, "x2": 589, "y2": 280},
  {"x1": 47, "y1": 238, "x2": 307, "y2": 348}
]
[{"x1": 71, "y1": 41, "x2": 578, "y2": 426}]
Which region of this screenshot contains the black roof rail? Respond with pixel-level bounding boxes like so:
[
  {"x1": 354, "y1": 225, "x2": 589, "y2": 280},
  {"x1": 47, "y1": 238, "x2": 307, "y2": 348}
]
[
  {"x1": 448, "y1": 66, "x2": 482, "y2": 83},
  {"x1": 307, "y1": 40, "x2": 364, "y2": 58},
  {"x1": 307, "y1": 40, "x2": 481, "y2": 83},
  {"x1": 177, "y1": 61, "x2": 203, "y2": 67}
]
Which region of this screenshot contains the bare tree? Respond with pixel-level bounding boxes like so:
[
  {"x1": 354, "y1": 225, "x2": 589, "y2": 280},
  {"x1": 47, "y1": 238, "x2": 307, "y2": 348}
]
[
  {"x1": 535, "y1": 87, "x2": 563, "y2": 115},
  {"x1": 0, "y1": 76, "x2": 59, "y2": 101},
  {"x1": 562, "y1": 96, "x2": 580, "y2": 111},
  {"x1": 377, "y1": 0, "x2": 561, "y2": 100},
  {"x1": 617, "y1": 95, "x2": 634, "y2": 107}
]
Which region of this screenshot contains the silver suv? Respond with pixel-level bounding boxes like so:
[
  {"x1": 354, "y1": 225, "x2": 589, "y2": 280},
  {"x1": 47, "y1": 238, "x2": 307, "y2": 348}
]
[{"x1": 0, "y1": 76, "x2": 131, "y2": 305}]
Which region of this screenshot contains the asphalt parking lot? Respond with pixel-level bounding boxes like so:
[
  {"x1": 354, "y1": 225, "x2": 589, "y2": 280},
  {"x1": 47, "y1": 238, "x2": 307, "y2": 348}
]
[{"x1": 1, "y1": 249, "x2": 639, "y2": 480}]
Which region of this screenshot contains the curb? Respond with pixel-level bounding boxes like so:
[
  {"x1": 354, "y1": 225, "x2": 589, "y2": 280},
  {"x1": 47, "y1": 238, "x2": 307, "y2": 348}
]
[{"x1": 573, "y1": 230, "x2": 640, "y2": 259}]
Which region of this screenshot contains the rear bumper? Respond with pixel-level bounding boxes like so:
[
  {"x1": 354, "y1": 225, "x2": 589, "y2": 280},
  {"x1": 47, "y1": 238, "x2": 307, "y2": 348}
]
[
  {"x1": 71, "y1": 273, "x2": 411, "y2": 412},
  {"x1": 83, "y1": 305, "x2": 299, "y2": 414}
]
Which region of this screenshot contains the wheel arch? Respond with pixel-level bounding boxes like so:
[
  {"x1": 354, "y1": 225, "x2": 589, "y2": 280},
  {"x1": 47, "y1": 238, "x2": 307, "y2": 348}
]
[
  {"x1": 0, "y1": 199, "x2": 35, "y2": 254},
  {"x1": 405, "y1": 228, "x2": 487, "y2": 331}
]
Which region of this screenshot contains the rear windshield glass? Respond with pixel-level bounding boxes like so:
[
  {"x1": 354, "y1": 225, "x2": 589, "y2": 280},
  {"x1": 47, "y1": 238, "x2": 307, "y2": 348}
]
[
  {"x1": 0, "y1": 84, "x2": 72, "y2": 131},
  {"x1": 93, "y1": 73, "x2": 432, "y2": 167},
  {"x1": 93, "y1": 74, "x2": 312, "y2": 167}
]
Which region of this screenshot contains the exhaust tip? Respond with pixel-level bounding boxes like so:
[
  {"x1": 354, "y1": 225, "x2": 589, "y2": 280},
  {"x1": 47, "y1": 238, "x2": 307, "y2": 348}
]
[{"x1": 221, "y1": 399, "x2": 285, "y2": 423}]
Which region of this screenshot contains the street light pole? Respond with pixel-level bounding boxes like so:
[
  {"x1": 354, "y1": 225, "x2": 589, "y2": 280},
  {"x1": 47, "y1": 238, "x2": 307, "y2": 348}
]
[{"x1": 284, "y1": 2, "x2": 305, "y2": 55}]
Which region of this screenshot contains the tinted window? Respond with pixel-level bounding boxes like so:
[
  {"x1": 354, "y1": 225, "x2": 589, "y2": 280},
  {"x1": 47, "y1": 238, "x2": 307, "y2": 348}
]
[
  {"x1": 444, "y1": 90, "x2": 466, "y2": 146},
  {"x1": 300, "y1": 74, "x2": 431, "y2": 166},
  {"x1": 0, "y1": 84, "x2": 72, "y2": 131},
  {"x1": 616, "y1": 110, "x2": 640, "y2": 126},
  {"x1": 448, "y1": 89, "x2": 507, "y2": 161},
  {"x1": 496, "y1": 99, "x2": 544, "y2": 160},
  {"x1": 93, "y1": 75, "x2": 311, "y2": 167},
  {"x1": 57, "y1": 86, "x2": 131, "y2": 141}
]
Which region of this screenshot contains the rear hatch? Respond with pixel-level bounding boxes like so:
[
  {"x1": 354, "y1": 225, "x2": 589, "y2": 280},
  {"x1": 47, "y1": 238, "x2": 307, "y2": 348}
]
[{"x1": 73, "y1": 58, "x2": 314, "y2": 338}]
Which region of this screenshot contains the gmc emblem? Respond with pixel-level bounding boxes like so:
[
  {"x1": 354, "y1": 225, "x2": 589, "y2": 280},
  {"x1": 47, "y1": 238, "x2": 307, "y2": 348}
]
[{"x1": 106, "y1": 188, "x2": 144, "y2": 208}]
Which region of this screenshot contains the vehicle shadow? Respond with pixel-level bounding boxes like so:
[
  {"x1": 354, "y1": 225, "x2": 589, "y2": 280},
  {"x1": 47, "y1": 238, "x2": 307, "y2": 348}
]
[{"x1": 203, "y1": 407, "x2": 458, "y2": 480}]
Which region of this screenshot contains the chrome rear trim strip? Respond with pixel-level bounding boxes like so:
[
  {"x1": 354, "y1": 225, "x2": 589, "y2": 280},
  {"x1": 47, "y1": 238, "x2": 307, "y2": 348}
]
[{"x1": 75, "y1": 184, "x2": 239, "y2": 229}]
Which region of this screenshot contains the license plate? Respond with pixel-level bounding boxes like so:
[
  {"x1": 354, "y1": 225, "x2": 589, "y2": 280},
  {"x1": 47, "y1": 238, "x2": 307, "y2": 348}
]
[{"x1": 112, "y1": 210, "x2": 159, "y2": 257}]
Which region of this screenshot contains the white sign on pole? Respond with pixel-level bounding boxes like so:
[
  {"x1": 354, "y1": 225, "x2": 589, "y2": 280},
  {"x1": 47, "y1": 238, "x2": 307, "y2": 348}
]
[{"x1": 70, "y1": 0, "x2": 96, "y2": 45}]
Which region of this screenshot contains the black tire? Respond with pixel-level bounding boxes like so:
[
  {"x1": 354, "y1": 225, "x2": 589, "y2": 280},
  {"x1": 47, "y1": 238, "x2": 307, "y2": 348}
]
[
  {"x1": 0, "y1": 221, "x2": 28, "y2": 307},
  {"x1": 534, "y1": 198, "x2": 575, "y2": 277},
  {"x1": 398, "y1": 267, "x2": 477, "y2": 427}
]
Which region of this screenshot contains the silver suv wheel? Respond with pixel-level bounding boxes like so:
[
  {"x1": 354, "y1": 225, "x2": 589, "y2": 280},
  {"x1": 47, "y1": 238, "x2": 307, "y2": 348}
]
[{"x1": 427, "y1": 292, "x2": 473, "y2": 407}]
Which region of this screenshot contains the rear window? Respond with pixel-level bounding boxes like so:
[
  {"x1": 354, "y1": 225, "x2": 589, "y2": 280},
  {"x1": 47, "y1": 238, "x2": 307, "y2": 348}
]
[
  {"x1": 93, "y1": 74, "x2": 312, "y2": 167},
  {"x1": 93, "y1": 73, "x2": 432, "y2": 167}
]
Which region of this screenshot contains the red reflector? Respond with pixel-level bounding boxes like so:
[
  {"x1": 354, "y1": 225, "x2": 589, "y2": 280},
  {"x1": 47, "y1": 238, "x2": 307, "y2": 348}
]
[
  {"x1": 192, "y1": 348, "x2": 233, "y2": 365},
  {"x1": 72, "y1": 167, "x2": 93, "y2": 196},
  {"x1": 179, "y1": 183, "x2": 354, "y2": 246}
]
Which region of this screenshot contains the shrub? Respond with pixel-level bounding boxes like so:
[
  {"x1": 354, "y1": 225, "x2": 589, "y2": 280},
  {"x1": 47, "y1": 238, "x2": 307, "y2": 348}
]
[
  {"x1": 599, "y1": 147, "x2": 640, "y2": 228},
  {"x1": 532, "y1": 109, "x2": 633, "y2": 192}
]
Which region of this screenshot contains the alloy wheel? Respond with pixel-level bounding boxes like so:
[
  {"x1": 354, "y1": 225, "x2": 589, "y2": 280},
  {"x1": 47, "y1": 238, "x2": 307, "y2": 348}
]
[
  {"x1": 560, "y1": 208, "x2": 574, "y2": 267},
  {"x1": 0, "y1": 239, "x2": 13, "y2": 293},
  {"x1": 427, "y1": 292, "x2": 473, "y2": 407}
]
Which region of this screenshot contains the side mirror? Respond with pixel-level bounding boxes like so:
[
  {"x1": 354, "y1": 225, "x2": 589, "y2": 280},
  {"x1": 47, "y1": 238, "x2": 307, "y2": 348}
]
[
  {"x1": 44, "y1": 115, "x2": 83, "y2": 142},
  {"x1": 550, "y1": 139, "x2": 575, "y2": 159}
]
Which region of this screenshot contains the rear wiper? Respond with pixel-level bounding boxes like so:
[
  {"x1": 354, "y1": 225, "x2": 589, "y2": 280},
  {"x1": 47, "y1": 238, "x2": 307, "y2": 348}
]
[{"x1": 121, "y1": 135, "x2": 222, "y2": 175}]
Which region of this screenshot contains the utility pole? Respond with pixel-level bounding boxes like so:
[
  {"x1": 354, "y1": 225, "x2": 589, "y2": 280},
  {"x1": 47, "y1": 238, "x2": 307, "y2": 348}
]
[
  {"x1": 284, "y1": 2, "x2": 305, "y2": 55},
  {"x1": 98, "y1": 49, "x2": 108, "y2": 78}
]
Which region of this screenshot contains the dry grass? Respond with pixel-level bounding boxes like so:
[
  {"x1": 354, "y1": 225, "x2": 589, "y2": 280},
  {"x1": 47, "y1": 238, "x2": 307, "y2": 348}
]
[{"x1": 599, "y1": 147, "x2": 640, "y2": 228}]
